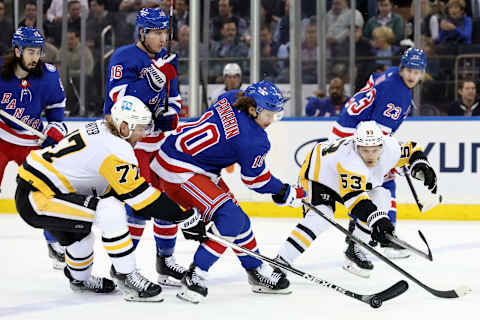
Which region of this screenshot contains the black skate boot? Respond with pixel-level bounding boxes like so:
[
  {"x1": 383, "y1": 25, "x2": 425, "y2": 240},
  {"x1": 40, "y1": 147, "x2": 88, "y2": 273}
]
[
  {"x1": 270, "y1": 255, "x2": 290, "y2": 279},
  {"x1": 156, "y1": 253, "x2": 186, "y2": 287},
  {"x1": 64, "y1": 267, "x2": 116, "y2": 293},
  {"x1": 343, "y1": 241, "x2": 374, "y2": 278},
  {"x1": 246, "y1": 263, "x2": 291, "y2": 294},
  {"x1": 110, "y1": 265, "x2": 163, "y2": 302},
  {"x1": 47, "y1": 242, "x2": 65, "y2": 270},
  {"x1": 176, "y1": 263, "x2": 208, "y2": 304}
]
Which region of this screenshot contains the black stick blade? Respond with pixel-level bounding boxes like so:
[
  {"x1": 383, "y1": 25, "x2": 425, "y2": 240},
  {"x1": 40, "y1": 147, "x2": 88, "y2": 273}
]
[{"x1": 363, "y1": 280, "x2": 409, "y2": 308}]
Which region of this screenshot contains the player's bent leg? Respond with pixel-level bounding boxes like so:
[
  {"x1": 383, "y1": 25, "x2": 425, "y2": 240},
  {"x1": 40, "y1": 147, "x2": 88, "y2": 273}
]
[
  {"x1": 153, "y1": 218, "x2": 186, "y2": 287},
  {"x1": 43, "y1": 230, "x2": 66, "y2": 270},
  {"x1": 343, "y1": 219, "x2": 374, "y2": 278},
  {"x1": 63, "y1": 232, "x2": 115, "y2": 294},
  {"x1": 96, "y1": 197, "x2": 163, "y2": 302},
  {"x1": 230, "y1": 210, "x2": 290, "y2": 295}
]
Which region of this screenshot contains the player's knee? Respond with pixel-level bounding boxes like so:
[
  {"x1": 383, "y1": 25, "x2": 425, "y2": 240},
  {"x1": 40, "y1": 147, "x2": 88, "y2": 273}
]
[
  {"x1": 210, "y1": 200, "x2": 247, "y2": 238},
  {"x1": 304, "y1": 204, "x2": 332, "y2": 235},
  {"x1": 95, "y1": 197, "x2": 128, "y2": 234}
]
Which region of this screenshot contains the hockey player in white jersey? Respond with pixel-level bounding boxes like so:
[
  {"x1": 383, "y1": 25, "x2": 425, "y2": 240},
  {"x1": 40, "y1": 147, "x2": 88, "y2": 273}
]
[
  {"x1": 274, "y1": 121, "x2": 437, "y2": 278},
  {"x1": 15, "y1": 96, "x2": 203, "y2": 302}
]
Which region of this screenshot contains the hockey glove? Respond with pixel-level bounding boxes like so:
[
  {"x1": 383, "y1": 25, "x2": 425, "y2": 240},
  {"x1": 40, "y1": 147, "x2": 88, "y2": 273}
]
[
  {"x1": 367, "y1": 211, "x2": 394, "y2": 245},
  {"x1": 144, "y1": 64, "x2": 167, "y2": 92},
  {"x1": 154, "y1": 106, "x2": 179, "y2": 132},
  {"x1": 272, "y1": 183, "x2": 306, "y2": 208},
  {"x1": 178, "y1": 208, "x2": 207, "y2": 242},
  {"x1": 410, "y1": 160, "x2": 437, "y2": 192},
  {"x1": 152, "y1": 54, "x2": 178, "y2": 81},
  {"x1": 41, "y1": 122, "x2": 67, "y2": 148}
]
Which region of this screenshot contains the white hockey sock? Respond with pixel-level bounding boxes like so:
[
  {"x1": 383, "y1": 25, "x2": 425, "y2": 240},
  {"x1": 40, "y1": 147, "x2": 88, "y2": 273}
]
[{"x1": 65, "y1": 232, "x2": 95, "y2": 281}]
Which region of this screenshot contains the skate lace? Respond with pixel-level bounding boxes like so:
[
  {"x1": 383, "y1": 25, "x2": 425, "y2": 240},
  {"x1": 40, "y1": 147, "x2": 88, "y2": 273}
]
[
  {"x1": 353, "y1": 245, "x2": 368, "y2": 262},
  {"x1": 257, "y1": 270, "x2": 281, "y2": 286},
  {"x1": 84, "y1": 276, "x2": 103, "y2": 289},
  {"x1": 127, "y1": 271, "x2": 152, "y2": 291},
  {"x1": 165, "y1": 256, "x2": 186, "y2": 274},
  {"x1": 190, "y1": 270, "x2": 206, "y2": 287}
]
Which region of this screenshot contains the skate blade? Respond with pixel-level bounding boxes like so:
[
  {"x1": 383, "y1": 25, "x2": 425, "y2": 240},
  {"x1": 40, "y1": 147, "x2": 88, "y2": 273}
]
[
  {"x1": 382, "y1": 248, "x2": 411, "y2": 259},
  {"x1": 52, "y1": 260, "x2": 66, "y2": 270},
  {"x1": 158, "y1": 275, "x2": 182, "y2": 287},
  {"x1": 250, "y1": 285, "x2": 292, "y2": 295},
  {"x1": 69, "y1": 283, "x2": 117, "y2": 295},
  {"x1": 123, "y1": 294, "x2": 164, "y2": 302},
  {"x1": 176, "y1": 288, "x2": 206, "y2": 304},
  {"x1": 342, "y1": 261, "x2": 371, "y2": 279}
]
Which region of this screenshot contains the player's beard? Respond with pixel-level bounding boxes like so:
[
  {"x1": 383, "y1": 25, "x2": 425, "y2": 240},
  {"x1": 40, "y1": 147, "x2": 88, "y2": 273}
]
[{"x1": 19, "y1": 56, "x2": 37, "y2": 74}]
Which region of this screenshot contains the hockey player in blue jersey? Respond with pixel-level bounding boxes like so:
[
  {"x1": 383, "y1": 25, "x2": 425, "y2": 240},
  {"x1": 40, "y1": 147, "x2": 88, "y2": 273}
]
[
  {"x1": 103, "y1": 7, "x2": 187, "y2": 286},
  {"x1": 0, "y1": 27, "x2": 67, "y2": 269},
  {"x1": 329, "y1": 48, "x2": 427, "y2": 277},
  {"x1": 150, "y1": 80, "x2": 307, "y2": 303}
]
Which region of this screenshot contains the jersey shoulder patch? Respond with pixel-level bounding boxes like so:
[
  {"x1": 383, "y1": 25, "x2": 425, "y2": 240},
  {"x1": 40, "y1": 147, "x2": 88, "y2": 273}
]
[{"x1": 45, "y1": 63, "x2": 57, "y2": 72}]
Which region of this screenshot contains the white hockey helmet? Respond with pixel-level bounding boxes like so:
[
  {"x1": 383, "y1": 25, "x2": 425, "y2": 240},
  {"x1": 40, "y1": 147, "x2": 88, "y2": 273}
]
[
  {"x1": 223, "y1": 63, "x2": 242, "y2": 77},
  {"x1": 110, "y1": 95, "x2": 152, "y2": 139},
  {"x1": 354, "y1": 121, "x2": 383, "y2": 147}
]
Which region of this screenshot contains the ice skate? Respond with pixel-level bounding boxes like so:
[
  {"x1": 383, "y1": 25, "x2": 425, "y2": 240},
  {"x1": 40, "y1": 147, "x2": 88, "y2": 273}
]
[
  {"x1": 343, "y1": 241, "x2": 374, "y2": 278},
  {"x1": 156, "y1": 253, "x2": 186, "y2": 287},
  {"x1": 177, "y1": 263, "x2": 208, "y2": 304}
]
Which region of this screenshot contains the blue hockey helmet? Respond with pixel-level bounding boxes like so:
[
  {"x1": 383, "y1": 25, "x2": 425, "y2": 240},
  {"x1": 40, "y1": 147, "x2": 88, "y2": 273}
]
[
  {"x1": 12, "y1": 27, "x2": 45, "y2": 55},
  {"x1": 400, "y1": 48, "x2": 426, "y2": 70},
  {"x1": 136, "y1": 7, "x2": 169, "y2": 33},
  {"x1": 244, "y1": 80, "x2": 288, "y2": 113}
]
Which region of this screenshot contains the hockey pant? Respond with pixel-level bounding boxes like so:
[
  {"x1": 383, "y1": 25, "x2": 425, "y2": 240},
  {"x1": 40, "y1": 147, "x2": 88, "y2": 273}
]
[
  {"x1": 159, "y1": 173, "x2": 262, "y2": 272},
  {"x1": 15, "y1": 179, "x2": 136, "y2": 281},
  {"x1": 277, "y1": 182, "x2": 392, "y2": 265},
  {"x1": 129, "y1": 149, "x2": 179, "y2": 256},
  {"x1": 0, "y1": 138, "x2": 59, "y2": 245}
]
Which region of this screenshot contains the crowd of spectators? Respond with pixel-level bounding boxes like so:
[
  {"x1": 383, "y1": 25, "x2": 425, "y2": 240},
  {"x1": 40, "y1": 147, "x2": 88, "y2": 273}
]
[{"x1": 0, "y1": 0, "x2": 478, "y2": 116}]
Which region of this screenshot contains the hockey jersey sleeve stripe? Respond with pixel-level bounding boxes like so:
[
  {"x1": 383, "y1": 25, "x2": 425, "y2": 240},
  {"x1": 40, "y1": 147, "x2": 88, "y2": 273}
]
[
  {"x1": 241, "y1": 170, "x2": 271, "y2": 189},
  {"x1": 332, "y1": 126, "x2": 353, "y2": 138},
  {"x1": 45, "y1": 98, "x2": 66, "y2": 110},
  {"x1": 0, "y1": 120, "x2": 40, "y2": 140},
  {"x1": 312, "y1": 143, "x2": 322, "y2": 181},
  {"x1": 114, "y1": 181, "x2": 149, "y2": 201},
  {"x1": 126, "y1": 187, "x2": 162, "y2": 211},
  {"x1": 394, "y1": 141, "x2": 424, "y2": 168},
  {"x1": 30, "y1": 152, "x2": 75, "y2": 193}
]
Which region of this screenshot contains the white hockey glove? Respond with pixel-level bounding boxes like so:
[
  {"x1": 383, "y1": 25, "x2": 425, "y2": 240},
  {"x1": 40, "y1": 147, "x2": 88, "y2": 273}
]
[
  {"x1": 272, "y1": 183, "x2": 306, "y2": 208},
  {"x1": 152, "y1": 54, "x2": 178, "y2": 81},
  {"x1": 410, "y1": 160, "x2": 437, "y2": 192},
  {"x1": 144, "y1": 64, "x2": 167, "y2": 92}
]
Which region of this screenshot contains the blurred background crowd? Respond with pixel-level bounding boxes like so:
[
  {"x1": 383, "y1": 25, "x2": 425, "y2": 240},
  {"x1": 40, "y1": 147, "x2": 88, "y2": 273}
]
[{"x1": 1, "y1": 0, "x2": 479, "y2": 117}]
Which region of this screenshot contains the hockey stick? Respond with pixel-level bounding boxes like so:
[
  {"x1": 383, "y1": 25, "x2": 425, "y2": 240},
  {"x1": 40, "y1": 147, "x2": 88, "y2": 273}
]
[
  {"x1": 403, "y1": 166, "x2": 443, "y2": 213},
  {"x1": 302, "y1": 200, "x2": 471, "y2": 298},
  {"x1": 386, "y1": 231, "x2": 433, "y2": 261},
  {"x1": 0, "y1": 109, "x2": 46, "y2": 140},
  {"x1": 162, "y1": 0, "x2": 175, "y2": 114},
  {"x1": 206, "y1": 232, "x2": 408, "y2": 309}
]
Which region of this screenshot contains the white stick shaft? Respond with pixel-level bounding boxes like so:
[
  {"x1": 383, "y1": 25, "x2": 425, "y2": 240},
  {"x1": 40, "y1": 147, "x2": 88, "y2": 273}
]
[{"x1": 0, "y1": 109, "x2": 46, "y2": 140}]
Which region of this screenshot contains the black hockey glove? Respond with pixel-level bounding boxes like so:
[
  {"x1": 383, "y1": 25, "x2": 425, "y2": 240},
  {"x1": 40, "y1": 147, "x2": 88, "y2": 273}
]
[
  {"x1": 410, "y1": 160, "x2": 437, "y2": 192},
  {"x1": 177, "y1": 208, "x2": 207, "y2": 242},
  {"x1": 367, "y1": 212, "x2": 394, "y2": 245}
]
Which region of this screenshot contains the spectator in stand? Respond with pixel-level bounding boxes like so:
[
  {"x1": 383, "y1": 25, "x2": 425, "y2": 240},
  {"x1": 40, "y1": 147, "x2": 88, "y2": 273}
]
[
  {"x1": 260, "y1": 25, "x2": 279, "y2": 81},
  {"x1": 355, "y1": 15, "x2": 375, "y2": 90},
  {"x1": 47, "y1": 0, "x2": 89, "y2": 24},
  {"x1": 210, "y1": 0, "x2": 248, "y2": 42},
  {"x1": 436, "y1": 0, "x2": 472, "y2": 45},
  {"x1": 302, "y1": 20, "x2": 318, "y2": 84},
  {"x1": 306, "y1": 77, "x2": 350, "y2": 117},
  {"x1": 65, "y1": 29, "x2": 95, "y2": 116},
  {"x1": 175, "y1": 0, "x2": 189, "y2": 36},
  {"x1": 326, "y1": 0, "x2": 364, "y2": 58},
  {"x1": 371, "y1": 26, "x2": 401, "y2": 68},
  {"x1": 0, "y1": 2, "x2": 14, "y2": 55},
  {"x1": 405, "y1": 0, "x2": 440, "y2": 41},
  {"x1": 173, "y1": 24, "x2": 190, "y2": 84},
  {"x1": 449, "y1": 80, "x2": 480, "y2": 115},
  {"x1": 208, "y1": 63, "x2": 247, "y2": 105},
  {"x1": 87, "y1": 0, "x2": 115, "y2": 50},
  {"x1": 363, "y1": 0, "x2": 405, "y2": 45},
  {"x1": 19, "y1": 1, "x2": 37, "y2": 28},
  {"x1": 209, "y1": 18, "x2": 249, "y2": 83}
]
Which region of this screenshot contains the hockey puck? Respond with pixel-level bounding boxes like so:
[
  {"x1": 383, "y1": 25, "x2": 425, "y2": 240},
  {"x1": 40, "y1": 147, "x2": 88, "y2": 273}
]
[{"x1": 369, "y1": 297, "x2": 382, "y2": 309}]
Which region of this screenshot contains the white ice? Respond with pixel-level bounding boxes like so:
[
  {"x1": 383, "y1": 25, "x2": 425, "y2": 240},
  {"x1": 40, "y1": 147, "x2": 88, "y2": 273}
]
[{"x1": 1, "y1": 215, "x2": 479, "y2": 320}]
